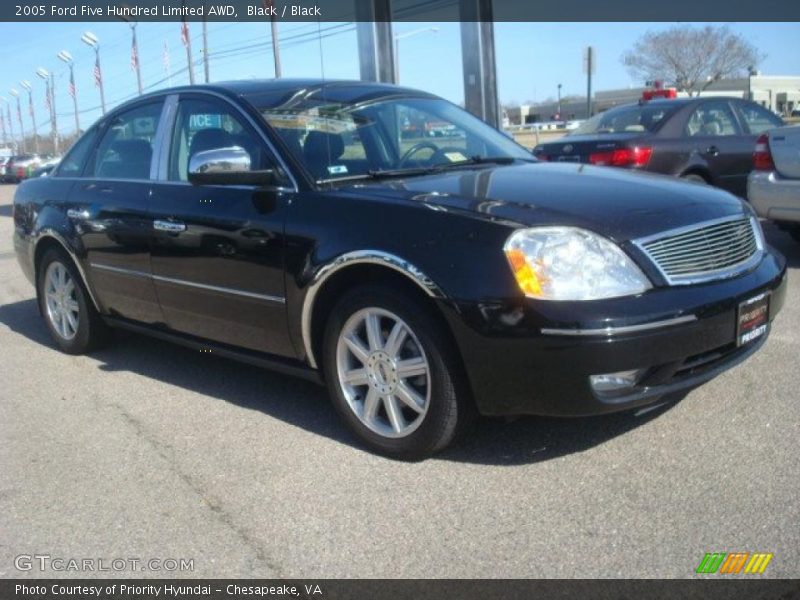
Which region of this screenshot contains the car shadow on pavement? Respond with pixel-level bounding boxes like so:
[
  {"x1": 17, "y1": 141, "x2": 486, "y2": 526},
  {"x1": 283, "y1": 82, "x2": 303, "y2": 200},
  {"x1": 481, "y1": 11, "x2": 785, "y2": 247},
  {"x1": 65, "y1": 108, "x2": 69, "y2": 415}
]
[
  {"x1": 0, "y1": 297, "x2": 686, "y2": 465},
  {"x1": 762, "y1": 221, "x2": 800, "y2": 268}
]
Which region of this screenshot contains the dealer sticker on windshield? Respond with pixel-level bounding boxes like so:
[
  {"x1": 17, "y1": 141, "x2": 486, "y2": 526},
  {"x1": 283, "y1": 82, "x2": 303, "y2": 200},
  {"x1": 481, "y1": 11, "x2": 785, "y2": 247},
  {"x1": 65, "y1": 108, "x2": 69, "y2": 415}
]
[{"x1": 737, "y1": 292, "x2": 770, "y2": 346}]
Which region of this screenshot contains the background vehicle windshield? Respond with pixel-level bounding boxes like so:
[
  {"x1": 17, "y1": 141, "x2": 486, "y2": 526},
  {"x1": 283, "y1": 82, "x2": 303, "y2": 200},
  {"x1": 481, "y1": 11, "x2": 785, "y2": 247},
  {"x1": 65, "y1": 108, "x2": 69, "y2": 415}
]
[
  {"x1": 260, "y1": 96, "x2": 532, "y2": 181},
  {"x1": 570, "y1": 104, "x2": 677, "y2": 136}
]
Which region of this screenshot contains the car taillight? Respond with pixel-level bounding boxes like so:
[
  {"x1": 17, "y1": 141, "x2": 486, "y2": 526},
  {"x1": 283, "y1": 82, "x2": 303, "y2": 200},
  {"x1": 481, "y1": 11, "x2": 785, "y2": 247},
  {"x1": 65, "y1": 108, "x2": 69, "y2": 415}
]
[
  {"x1": 17, "y1": 167, "x2": 25, "y2": 178},
  {"x1": 589, "y1": 146, "x2": 652, "y2": 168},
  {"x1": 753, "y1": 134, "x2": 774, "y2": 171}
]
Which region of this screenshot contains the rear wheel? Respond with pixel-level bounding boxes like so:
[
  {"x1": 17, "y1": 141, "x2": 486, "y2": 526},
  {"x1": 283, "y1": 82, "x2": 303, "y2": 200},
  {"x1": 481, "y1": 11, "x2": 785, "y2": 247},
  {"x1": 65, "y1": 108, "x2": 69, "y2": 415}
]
[
  {"x1": 37, "y1": 248, "x2": 109, "y2": 354},
  {"x1": 681, "y1": 173, "x2": 708, "y2": 184},
  {"x1": 322, "y1": 284, "x2": 473, "y2": 460},
  {"x1": 790, "y1": 227, "x2": 800, "y2": 244}
]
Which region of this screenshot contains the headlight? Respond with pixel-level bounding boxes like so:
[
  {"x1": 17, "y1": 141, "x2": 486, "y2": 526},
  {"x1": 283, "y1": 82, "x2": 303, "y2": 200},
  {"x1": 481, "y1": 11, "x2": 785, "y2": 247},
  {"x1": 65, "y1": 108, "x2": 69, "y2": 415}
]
[{"x1": 504, "y1": 226, "x2": 652, "y2": 301}]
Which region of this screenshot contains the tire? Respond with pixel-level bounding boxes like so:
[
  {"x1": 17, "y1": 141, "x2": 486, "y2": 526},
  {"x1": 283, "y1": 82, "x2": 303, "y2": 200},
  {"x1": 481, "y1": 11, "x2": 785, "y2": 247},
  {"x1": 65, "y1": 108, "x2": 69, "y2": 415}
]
[
  {"x1": 681, "y1": 173, "x2": 708, "y2": 185},
  {"x1": 37, "y1": 247, "x2": 110, "y2": 354},
  {"x1": 322, "y1": 284, "x2": 474, "y2": 460},
  {"x1": 790, "y1": 227, "x2": 800, "y2": 244}
]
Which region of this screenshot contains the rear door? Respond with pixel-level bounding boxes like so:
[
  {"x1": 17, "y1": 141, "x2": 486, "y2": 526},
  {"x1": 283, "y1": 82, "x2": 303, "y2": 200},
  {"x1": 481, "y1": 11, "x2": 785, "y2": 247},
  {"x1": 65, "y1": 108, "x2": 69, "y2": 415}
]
[
  {"x1": 147, "y1": 93, "x2": 294, "y2": 356},
  {"x1": 66, "y1": 99, "x2": 166, "y2": 323},
  {"x1": 684, "y1": 99, "x2": 752, "y2": 196}
]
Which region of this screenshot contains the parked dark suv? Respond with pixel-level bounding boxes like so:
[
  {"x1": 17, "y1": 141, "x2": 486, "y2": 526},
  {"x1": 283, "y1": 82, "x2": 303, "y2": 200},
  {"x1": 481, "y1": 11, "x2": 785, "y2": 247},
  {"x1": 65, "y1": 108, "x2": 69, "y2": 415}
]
[
  {"x1": 533, "y1": 97, "x2": 784, "y2": 198},
  {"x1": 13, "y1": 80, "x2": 787, "y2": 458}
]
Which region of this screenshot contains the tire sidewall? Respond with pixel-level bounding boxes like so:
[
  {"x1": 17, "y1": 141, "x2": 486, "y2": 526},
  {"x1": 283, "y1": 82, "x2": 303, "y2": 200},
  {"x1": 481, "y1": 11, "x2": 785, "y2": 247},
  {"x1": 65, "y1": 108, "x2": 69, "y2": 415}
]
[{"x1": 322, "y1": 285, "x2": 462, "y2": 460}]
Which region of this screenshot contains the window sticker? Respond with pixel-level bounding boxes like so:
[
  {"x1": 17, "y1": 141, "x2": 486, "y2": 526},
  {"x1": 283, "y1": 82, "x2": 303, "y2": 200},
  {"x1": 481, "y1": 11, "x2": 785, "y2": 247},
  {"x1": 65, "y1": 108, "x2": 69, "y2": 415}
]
[
  {"x1": 444, "y1": 151, "x2": 468, "y2": 162},
  {"x1": 328, "y1": 165, "x2": 348, "y2": 174}
]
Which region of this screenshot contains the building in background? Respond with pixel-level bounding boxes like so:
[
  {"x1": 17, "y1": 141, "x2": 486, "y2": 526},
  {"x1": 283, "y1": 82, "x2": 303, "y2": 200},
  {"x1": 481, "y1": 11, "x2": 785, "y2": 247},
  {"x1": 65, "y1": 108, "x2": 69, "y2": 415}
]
[{"x1": 507, "y1": 75, "x2": 800, "y2": 125}]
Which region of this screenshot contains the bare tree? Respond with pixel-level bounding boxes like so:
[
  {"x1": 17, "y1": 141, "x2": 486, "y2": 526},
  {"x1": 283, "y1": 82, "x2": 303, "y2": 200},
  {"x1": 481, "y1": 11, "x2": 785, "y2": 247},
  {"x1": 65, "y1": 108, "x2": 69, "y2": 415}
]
[{"x1": 621, "y1": 25, "x2": 763, "y2": 95}]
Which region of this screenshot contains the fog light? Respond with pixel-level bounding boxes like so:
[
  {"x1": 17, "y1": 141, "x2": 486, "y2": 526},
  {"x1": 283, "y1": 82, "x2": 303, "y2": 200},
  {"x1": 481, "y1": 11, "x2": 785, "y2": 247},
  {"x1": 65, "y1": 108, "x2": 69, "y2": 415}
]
[{"x1": 589, "y1": 369, "x2": 645, "y2": 393}]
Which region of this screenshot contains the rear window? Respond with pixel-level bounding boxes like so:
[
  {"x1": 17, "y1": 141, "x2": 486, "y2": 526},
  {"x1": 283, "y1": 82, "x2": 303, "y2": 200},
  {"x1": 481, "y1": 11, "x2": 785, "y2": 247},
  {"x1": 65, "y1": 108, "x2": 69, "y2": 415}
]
[{"x1": 570, "y1": 105, "x2": 676, "y2": 136}]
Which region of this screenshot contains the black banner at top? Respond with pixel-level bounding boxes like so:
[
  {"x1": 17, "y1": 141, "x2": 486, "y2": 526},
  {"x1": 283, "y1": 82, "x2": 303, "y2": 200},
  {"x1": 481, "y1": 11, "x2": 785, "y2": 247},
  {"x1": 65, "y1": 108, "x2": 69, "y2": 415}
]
[{"x1": 2, "y1": 0, "x2": 800, "y2": 22}]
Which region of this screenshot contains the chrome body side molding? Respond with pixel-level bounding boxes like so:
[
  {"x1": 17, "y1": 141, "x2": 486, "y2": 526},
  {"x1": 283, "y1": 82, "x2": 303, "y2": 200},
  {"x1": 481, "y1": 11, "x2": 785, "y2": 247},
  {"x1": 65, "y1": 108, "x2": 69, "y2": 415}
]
[
  {"x1": 540, "y1": 314, "x2": 698, "y2": 337},
  {"x1": 300, "y1": 250, "x2": 445, "y2": 370},
  {"x1": 90, "y1": 262, "x2": 286, "y2": 304}
]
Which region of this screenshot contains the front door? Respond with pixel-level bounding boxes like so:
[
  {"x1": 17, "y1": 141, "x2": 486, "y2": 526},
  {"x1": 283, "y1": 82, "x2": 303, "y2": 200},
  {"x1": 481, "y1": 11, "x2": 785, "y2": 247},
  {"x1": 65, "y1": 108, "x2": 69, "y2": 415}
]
[{"x1": 148, "y1": 94, "x2": 294, "y2": 356}]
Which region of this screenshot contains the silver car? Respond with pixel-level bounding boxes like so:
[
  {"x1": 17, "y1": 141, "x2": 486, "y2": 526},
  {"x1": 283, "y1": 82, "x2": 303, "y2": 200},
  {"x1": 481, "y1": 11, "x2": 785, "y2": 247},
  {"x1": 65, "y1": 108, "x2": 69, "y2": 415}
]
[{"x1": 748, "y1": 125, "x2": 800, "y2": 243}]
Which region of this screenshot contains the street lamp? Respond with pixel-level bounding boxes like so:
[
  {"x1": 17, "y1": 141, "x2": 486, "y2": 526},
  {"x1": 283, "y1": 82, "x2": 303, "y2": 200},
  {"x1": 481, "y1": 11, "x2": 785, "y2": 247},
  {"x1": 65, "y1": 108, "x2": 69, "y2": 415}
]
[
  {"x1": 1, "y1": 96, "x2": 15, "y2": 150},
  {"x1": 393, "y1": 27, "x2": 439, "y2": 83},
  {"x1": 9, "y1": 89, "x2": 25, "y2": 153},
  {"x1": 557, "y1": 83, "x2": 562, "y2": 120},
  {"x1": 81, "y1": 31, "x2": 106, "y2": 115},
  {"x1": 19, "y1": 80, "x2": 38, "y2": 153},
  {"x1": 58, "y1": 50, "x2": 81, "y2": 134},
  {"x1": 36, "y1": 67, "x2": 59, "y2": 155}
]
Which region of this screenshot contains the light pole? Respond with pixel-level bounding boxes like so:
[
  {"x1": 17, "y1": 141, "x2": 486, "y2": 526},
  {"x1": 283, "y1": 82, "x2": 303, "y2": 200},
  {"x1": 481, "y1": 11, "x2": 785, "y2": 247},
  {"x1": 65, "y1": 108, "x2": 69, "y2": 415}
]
[
  {"x1": 19, "y1": 80, "x2": 38, "y2": 153},
  {"x1": 393, "y1": 27, "x2": 439, "y2": 84},
  {"x1": 9, "y1": 89, "x2": 25, "y2": 153},
  {"x1": 557, "y1": 83, "x2": 562, "y2": 120},
  {"x1": 58, "y1": 51, "x2": 80, "y2": 134},
  {"x1": 202, "y1": 19, "x2": 210, "y2": 83},
  {"x1": 1, "y1": 97, "x2": 13, "y2": 149},
  {"x1": 81, "y1": 31, "x2": 105, "y2": 115},
  {"x1": 36, "y1": 68, "x2": 59, "y2": 155}
]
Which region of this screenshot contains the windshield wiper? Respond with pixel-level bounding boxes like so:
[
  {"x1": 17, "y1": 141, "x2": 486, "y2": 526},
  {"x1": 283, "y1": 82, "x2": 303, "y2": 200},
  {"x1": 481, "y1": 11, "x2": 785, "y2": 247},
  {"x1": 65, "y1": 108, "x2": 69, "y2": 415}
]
[
  {"x1": 318, "y1": 156, "x2": 530, "y2": 184},
  {"x1": 364, "y1": 156, "x2": 527, "y2": 179}
]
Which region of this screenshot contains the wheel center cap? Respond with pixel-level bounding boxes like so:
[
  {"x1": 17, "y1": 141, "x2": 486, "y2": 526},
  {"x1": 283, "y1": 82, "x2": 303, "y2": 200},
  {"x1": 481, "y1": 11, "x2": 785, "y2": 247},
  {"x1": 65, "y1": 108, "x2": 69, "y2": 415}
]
[{"x1": 367, "y1": 351, "x2": 398, "y2": 395}]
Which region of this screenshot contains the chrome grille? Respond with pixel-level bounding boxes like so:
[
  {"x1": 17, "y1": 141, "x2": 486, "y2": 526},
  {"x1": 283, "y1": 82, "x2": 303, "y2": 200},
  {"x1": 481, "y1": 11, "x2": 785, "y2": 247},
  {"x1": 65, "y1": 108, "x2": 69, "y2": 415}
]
[{"x1": 637, "y1": 216, "x2": 762, "y2": 284}]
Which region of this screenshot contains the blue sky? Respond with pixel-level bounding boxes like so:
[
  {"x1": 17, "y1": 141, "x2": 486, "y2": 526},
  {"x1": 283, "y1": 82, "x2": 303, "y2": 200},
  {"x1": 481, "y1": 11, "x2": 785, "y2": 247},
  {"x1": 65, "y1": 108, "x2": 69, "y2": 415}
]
[{"x1": 0, "y1": 21, "x2": 798, "y2": 137}]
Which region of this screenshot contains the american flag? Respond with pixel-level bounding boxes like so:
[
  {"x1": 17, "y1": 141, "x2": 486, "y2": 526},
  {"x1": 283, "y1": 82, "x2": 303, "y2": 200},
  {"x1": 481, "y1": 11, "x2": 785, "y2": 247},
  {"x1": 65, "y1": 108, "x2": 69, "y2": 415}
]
[
  {"x1": 181, "y1": 20, "x2": 190, "y2": 48},
  {"x1": 93, "y1": 55, "x2": 102, "y2": 88},
  {"x1": 130, "y1": 31, "x2": 139, "y2": 72},
  {"x1": 68, "y1": 69, "x2": 76, "y2": 99}
]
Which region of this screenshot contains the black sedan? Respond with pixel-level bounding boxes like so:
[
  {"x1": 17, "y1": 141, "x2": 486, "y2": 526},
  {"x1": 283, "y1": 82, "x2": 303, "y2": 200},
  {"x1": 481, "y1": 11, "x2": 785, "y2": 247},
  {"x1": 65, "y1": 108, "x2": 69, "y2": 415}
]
[
  {"x1": 533, "y1": 97, "x2": 784, "y2": 198},
  {"x1": 13, "y1": 80, "x2": 786, "y2": 459}
]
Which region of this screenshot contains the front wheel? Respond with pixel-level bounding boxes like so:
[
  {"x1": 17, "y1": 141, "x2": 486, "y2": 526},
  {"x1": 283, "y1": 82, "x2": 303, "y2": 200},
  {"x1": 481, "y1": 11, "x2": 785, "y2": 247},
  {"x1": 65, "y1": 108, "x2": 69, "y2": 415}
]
[{"x1": 322, "y1": 284, "x2": 473, "y2": 460}]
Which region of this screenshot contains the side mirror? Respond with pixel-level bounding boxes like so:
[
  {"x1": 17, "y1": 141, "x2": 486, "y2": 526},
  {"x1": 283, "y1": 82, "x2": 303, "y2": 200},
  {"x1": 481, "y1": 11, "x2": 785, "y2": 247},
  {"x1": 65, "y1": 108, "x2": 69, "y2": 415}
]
[{"x1": 188, "y1": 146, "x2": 276, "y2": 186}]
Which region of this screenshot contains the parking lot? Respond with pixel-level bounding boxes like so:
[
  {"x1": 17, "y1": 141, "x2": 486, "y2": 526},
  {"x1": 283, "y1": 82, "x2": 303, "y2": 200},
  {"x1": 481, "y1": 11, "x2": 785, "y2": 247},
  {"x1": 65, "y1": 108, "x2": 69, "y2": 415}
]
[{"x1": 0, "y1": 182, "x2": 798, "y2": 578}]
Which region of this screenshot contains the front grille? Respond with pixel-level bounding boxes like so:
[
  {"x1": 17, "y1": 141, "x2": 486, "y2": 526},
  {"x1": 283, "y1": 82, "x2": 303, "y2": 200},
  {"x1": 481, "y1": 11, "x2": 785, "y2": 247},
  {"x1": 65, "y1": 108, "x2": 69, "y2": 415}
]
[{"x1": 637, "y1": 216, "x2": 762, "y2": 284}]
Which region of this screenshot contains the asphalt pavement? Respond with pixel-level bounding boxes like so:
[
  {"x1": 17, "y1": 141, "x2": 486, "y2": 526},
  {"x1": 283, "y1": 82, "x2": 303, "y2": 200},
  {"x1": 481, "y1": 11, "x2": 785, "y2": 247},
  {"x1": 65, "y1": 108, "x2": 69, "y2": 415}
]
[{"x1": 0, "y1": 183, "x2": 798, "y2": 578}]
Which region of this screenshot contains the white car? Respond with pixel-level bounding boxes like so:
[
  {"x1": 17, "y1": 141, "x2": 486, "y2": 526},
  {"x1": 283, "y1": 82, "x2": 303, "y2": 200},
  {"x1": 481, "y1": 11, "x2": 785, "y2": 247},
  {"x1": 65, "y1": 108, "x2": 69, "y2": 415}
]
[{"x1": 748, "y1": 125, "x2": 800, "y2": 243}]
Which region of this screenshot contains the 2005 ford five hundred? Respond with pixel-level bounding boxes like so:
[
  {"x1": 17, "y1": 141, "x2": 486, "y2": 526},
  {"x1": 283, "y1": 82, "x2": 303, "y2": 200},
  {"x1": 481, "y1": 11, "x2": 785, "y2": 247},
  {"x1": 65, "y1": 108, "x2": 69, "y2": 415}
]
[{"x1": 13, "y1": 80, "x2": 787, "y2": 459}]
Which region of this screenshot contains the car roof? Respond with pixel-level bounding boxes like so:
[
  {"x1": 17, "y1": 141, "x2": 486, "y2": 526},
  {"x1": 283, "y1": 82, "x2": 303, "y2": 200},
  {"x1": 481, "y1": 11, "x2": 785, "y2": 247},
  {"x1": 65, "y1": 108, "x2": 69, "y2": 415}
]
[{"x1": 111, "y1": 79, "x2": 438, "y2": 114}]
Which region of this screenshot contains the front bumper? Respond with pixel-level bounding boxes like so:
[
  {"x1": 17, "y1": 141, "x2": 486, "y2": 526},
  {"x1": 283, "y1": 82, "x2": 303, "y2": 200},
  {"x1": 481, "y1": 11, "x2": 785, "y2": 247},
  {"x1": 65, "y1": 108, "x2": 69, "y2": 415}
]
[
  {"x1": 444, "y1": 249, "x2": 787, "y2": 417},
  {"x1": 748, "y1": 170, "x2": 800, "y2": 224}
]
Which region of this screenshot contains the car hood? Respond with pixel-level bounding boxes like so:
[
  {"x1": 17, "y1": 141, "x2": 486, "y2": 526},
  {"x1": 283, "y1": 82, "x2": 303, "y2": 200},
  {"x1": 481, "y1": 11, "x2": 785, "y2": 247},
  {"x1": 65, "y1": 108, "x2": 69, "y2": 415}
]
[{"x1": 340, "y1": 163, "x2": 748, "y2": 242}]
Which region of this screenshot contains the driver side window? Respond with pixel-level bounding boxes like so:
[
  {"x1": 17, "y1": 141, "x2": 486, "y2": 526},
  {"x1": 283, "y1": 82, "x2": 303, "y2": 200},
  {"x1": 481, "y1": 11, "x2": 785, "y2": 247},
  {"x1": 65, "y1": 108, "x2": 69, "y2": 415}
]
[{"x1": 169, "y1": 97, "x2": 274, "y2": 182}]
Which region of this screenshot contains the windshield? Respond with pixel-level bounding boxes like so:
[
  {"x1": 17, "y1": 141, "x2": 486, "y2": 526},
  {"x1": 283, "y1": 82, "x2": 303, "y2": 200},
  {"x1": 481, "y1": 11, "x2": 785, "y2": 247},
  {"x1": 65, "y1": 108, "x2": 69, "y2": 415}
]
[
  {"x1": 260, "y1": 96, "x2": 532, "y2": 181},
  {"x1": 570, "y1": 104, "x2": 677, "y2": 136}
]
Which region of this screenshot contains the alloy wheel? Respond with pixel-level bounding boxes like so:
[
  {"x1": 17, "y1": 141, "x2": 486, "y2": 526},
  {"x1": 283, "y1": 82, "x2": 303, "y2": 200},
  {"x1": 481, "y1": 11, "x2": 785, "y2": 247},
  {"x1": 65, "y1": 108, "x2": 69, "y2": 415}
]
[
  {"x1": 335, "y1": 307, "x2": 431, "y2": 438},
  {"x1": 44, "y1": 261, "x2": 80, "y2": 341}
]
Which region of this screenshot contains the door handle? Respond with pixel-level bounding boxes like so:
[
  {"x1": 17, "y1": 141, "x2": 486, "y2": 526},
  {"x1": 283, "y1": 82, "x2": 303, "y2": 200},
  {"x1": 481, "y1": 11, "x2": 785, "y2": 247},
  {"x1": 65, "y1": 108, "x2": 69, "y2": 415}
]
[
  {"x1": 705, "y1": 145, "x2": 720, "y2": 156},
  {"x1": 153, "y1": 219, "x2": 186, "y2": 233}
]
